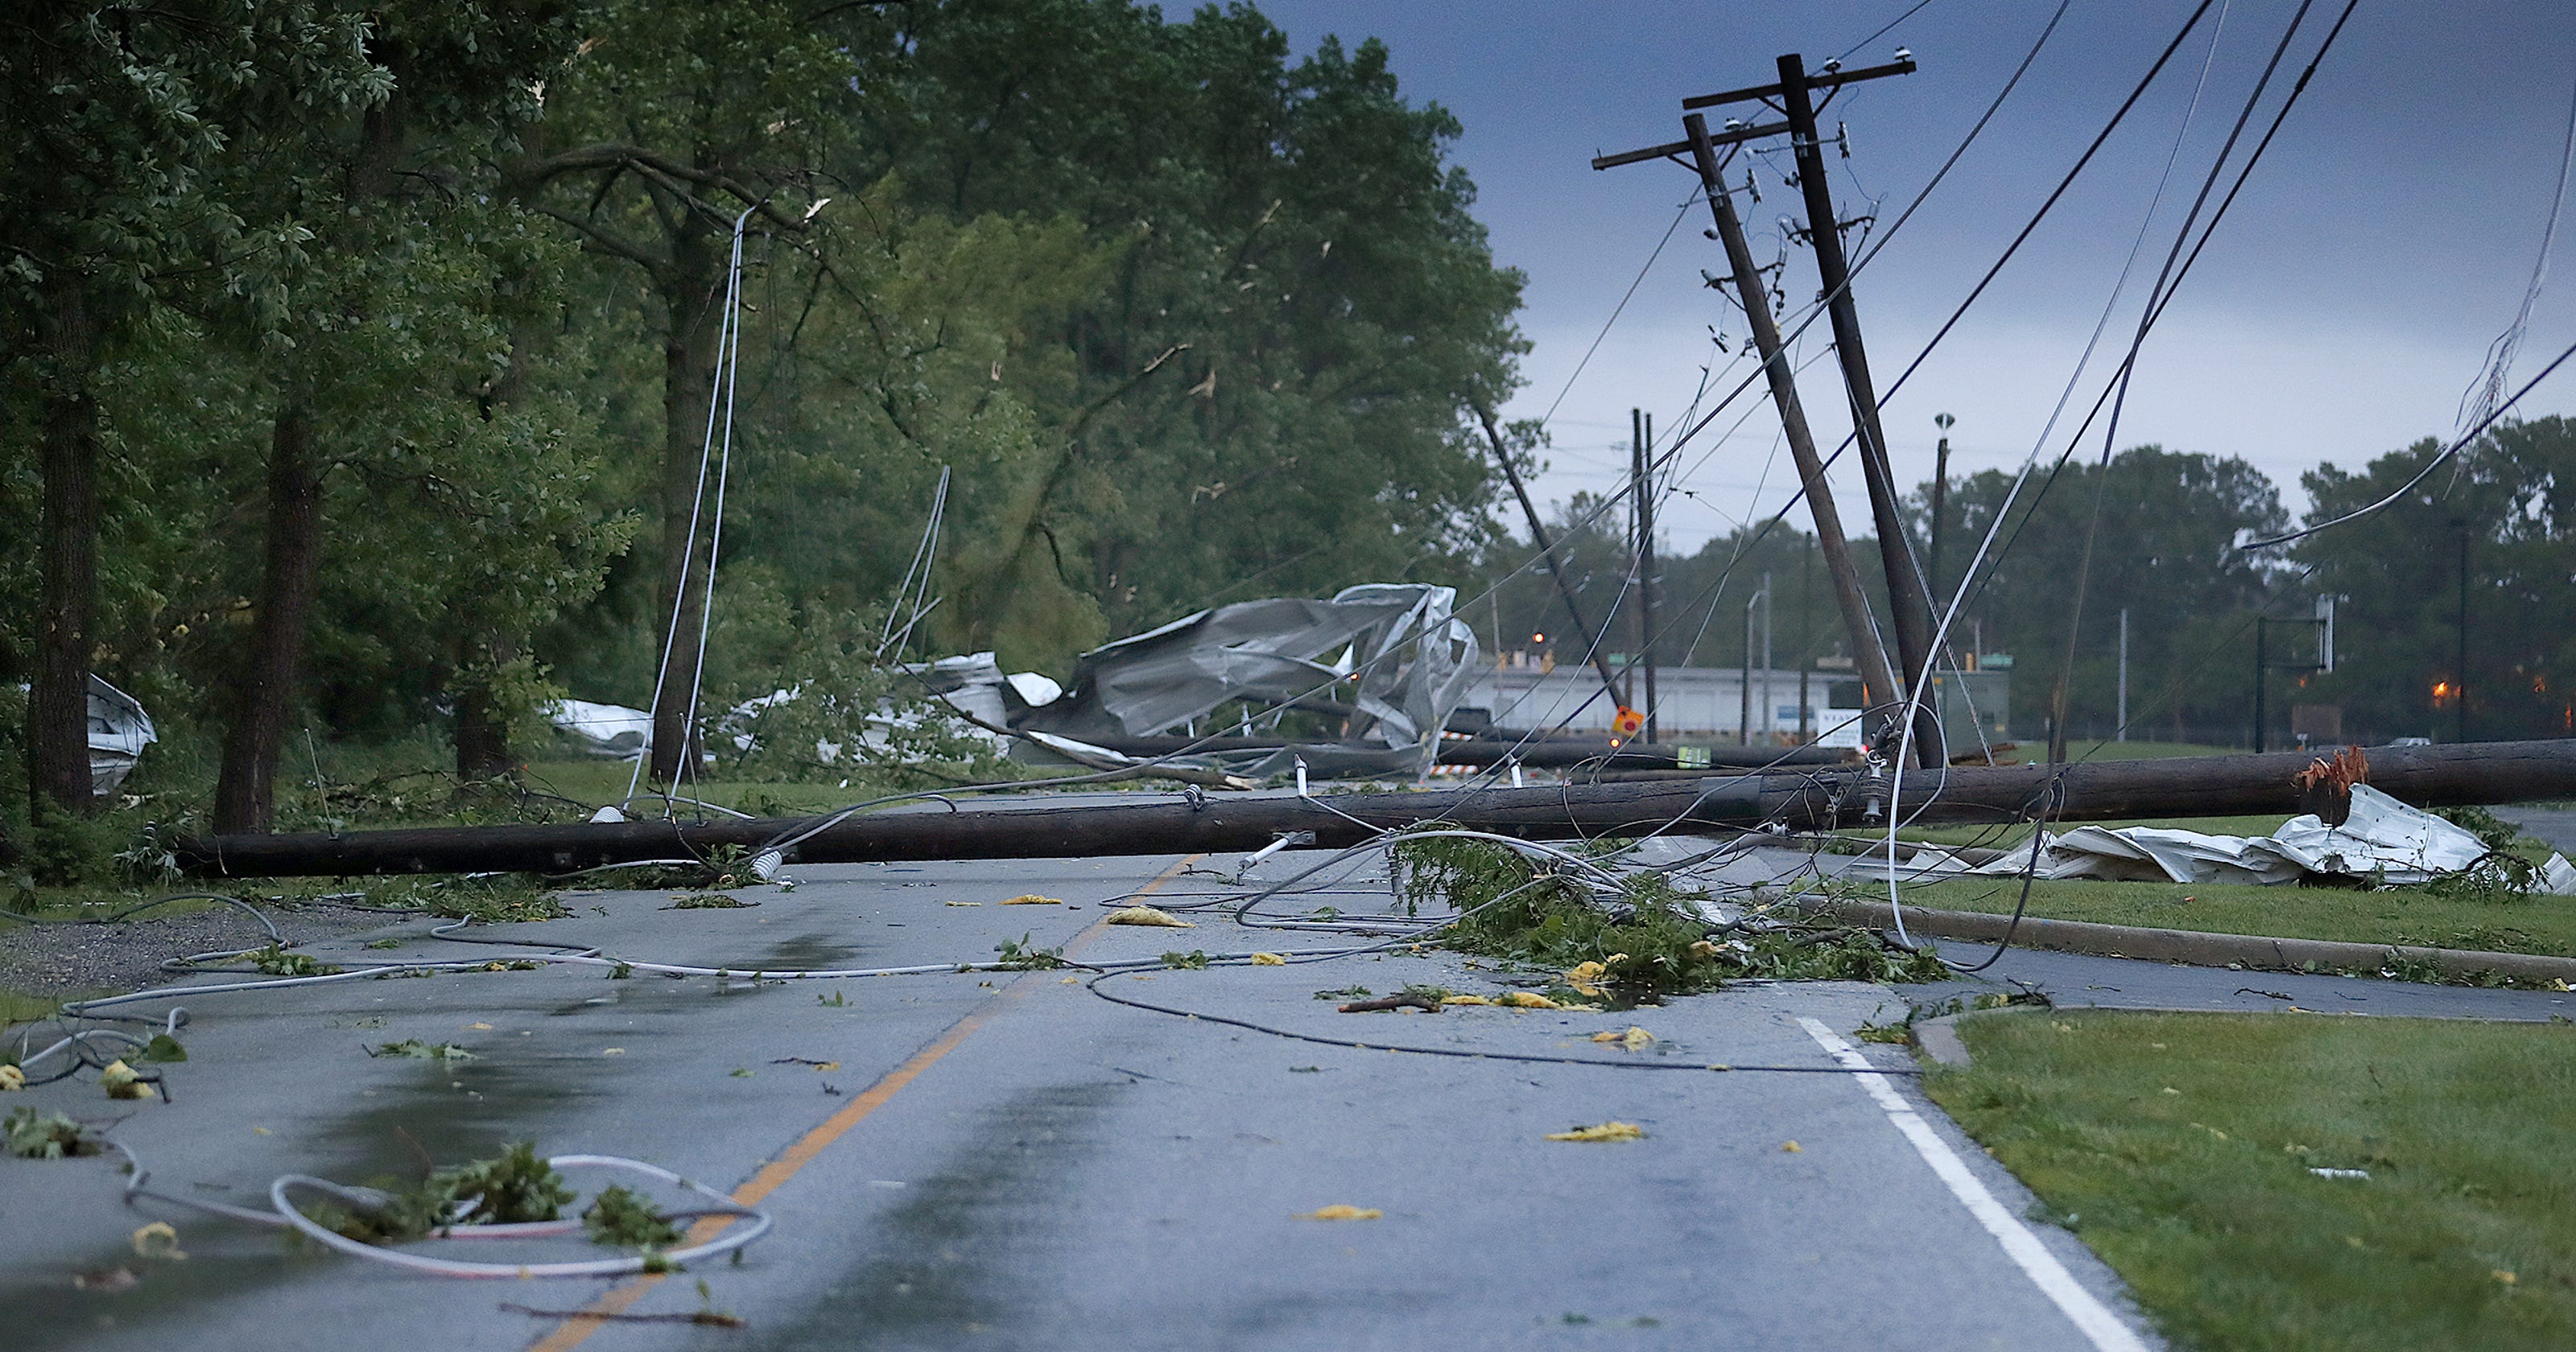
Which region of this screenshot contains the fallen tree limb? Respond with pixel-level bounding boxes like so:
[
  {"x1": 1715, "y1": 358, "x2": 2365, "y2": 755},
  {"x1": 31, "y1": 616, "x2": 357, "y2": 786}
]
[
  {"x1": 1335, "y1": 993, "x2": 1444, "y2": 1013},
  {"x1": 174, "y1": 740, "x2": 2576, "y2": 878}
]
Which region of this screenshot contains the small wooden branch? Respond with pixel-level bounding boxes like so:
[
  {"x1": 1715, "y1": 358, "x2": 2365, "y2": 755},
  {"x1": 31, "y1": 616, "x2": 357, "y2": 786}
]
[
  {"x1": 1337, "y1": 993, "x2": 1442, "y2": 1013},
  {"x1": 499, "y1": 1302, "x2": 745, "y2": 1329}
]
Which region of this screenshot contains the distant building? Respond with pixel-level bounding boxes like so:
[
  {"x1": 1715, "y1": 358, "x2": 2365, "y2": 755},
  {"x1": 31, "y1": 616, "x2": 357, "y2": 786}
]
[{"x1": 1461, "y1": 663, "x2": 2008, "y2": 753}]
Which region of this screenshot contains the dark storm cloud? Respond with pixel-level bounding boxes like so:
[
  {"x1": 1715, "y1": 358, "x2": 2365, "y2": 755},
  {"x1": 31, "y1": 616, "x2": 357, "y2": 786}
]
[{"x1": 1257, "y1": 1, "x2": 2576, "y2": 548}]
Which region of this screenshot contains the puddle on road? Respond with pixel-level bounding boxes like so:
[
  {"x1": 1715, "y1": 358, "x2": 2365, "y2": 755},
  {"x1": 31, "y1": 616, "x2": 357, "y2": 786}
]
[
  {"x1": 317, "y1": 1048, "x2": 621, "y2": 1182},
  {"x1": 759, "y1": 932, "x2": 861, "y2": 971},
  {"x1": 764, "y1": 1080, "x2": 1125, "y2": 1349},
  {"x1": 0, "y1": 1232, "x2": 333, "y2": 1350}
]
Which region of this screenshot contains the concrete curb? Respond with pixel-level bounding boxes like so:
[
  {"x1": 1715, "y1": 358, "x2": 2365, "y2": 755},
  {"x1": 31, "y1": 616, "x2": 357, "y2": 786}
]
[
  {"x1": 1821, "y1": 898, "x2": 2576, "y2": 987},
  {"x1": 1913, "y1": 1012, "x2": 1977, "y2": 1067}
]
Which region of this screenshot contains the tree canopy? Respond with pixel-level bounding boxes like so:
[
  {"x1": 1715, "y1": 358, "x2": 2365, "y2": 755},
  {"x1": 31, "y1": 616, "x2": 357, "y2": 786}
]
[{"x1": 0, "y1": 0, "x2": 1524, "y2": 847}]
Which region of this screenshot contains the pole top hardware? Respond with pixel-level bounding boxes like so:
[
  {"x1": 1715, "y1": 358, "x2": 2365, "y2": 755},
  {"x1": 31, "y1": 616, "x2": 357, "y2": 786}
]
[{"x1": 1679, "y1": 55, "x2": 1918, "y2": 113}]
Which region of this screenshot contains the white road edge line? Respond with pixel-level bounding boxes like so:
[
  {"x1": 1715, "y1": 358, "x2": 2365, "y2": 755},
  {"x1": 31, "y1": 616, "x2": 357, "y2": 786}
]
[{"x1": 1797, "y1": 1016, "x2": 2151, "y2": 1352}]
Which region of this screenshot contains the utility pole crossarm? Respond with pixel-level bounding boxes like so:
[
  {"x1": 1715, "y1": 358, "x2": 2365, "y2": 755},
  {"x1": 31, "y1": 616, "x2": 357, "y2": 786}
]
[
  {"x1": 1591, "y1": 120, "x2": 1789, "y2": 171},
  {"x1": 1680, "y1": 56, "x2": 1918, "y2": 111}
]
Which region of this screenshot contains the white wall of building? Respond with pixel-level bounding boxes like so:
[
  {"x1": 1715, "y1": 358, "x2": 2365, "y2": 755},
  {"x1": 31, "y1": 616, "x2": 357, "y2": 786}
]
[{"x1": 1463, "y1": 666, "x2": 1834, "y2": 736}]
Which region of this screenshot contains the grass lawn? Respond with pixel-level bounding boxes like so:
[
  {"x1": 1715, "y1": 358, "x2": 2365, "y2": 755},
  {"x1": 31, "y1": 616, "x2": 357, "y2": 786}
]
[
  {"x1": 1888, "y1": 876, "x2": 2576, "y2": 959},
  {"x1": 1927, "y1": 1011, "x2": 2576, "y2": 1351},
  {"x1": 2057, "y1": 739, "x2": 2245, "y2": 761},
  {"x1": 517, "y1": 756, "x2": 895, "y2": 817},
  {"x1": 1898, "y1": 813, "x2": 2298, "y2": 851},
  {"x1": 2, "y1": 987, "x2": 73, "y2": 1030}
]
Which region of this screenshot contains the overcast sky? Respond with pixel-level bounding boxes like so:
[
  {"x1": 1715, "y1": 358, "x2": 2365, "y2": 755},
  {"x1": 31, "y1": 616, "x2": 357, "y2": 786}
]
[{"x1": 1257, "y1": 0, "x2": 2576, "y2": 555}]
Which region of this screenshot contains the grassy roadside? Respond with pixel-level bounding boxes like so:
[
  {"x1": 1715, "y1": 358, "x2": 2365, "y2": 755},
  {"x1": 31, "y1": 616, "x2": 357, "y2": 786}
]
[
  {"x1": 1897, "y1": 813, "x2": 2297, "y2": 851},
  {"x1": 1926, "y1": 1011, "x2": 2576, "y2": 1350},
  {"x1": 519, "y1": 757, "x2": 955, "y2": 818},
  {"x1": 1885, "y1": 875, "x2": 2576, "y2": 959}
]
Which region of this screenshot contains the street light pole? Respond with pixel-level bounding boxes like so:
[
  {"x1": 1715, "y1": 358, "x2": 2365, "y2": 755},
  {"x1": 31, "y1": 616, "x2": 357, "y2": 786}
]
[
  {"x1": 2253, "y1": 617, "x2": 2268, "y2": 754},
  {"x1": 2117, "y1": 608, "x2": 2128, "y2": 744},
  {"x1": 2456, "y1": 522, "x2": 2472, "y2": 744},
  {"x1": 1930, "y1": 413, "x2": 1954, "y2": 624}
]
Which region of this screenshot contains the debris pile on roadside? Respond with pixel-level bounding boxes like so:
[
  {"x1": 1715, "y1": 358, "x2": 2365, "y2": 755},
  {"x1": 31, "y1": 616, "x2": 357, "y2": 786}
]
[{"x1": 1909, "y1": 784, "x2": 2576, "y2": 890}]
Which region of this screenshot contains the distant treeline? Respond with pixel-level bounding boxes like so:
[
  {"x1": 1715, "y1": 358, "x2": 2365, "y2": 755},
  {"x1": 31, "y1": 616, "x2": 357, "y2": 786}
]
[{"x1": 1483, "y1": 422, "x2": 2576, "y2": 749}]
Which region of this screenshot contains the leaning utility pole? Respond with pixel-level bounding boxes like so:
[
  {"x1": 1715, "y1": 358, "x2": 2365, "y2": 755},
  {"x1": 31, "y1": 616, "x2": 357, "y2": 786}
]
[
  {"x1": 1682, "y1": 53, "x2": 1942, "y2": 763},
  {"x1": 1477, "y1": 410, "x2": 1631, "y2": 718},
  {"x1": 1593, "y1": 112, "x2": 1905, "y2": 746},
  {"x1": 1632, "y1": 408, "x2": 1660, "y2": 741}
]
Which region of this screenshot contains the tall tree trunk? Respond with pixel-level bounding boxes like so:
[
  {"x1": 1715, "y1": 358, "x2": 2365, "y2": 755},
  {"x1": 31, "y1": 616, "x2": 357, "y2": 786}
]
[
  {"x1": 454, "y1": 685, "x2": 514, "y2": 779},
  {"x1": 449, "y1": 307, "x2": 551, "y2": 783},
  {"x1": 213, "y1": 404, "x2": 324, "y2": 833},
  {"x1": 647, "y1": 225, "x2": 727, "y2": 785},
  {"x1": 31, "y1": 272, "x2": 101, "y2": 819},
  {"x1": 453, "y1": 640, "x2": 516, "y2": 779}
]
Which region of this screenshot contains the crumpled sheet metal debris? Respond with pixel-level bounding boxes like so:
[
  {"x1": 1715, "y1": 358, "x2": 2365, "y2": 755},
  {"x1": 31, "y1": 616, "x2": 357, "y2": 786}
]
[
  {"x1": 898, "y1": 651, "x2": 1062, "y2": 728},
  {"x1": 1917, "y1": 784, "x2": 2508, "y2": 888},
  {"x1": 86, "y1": 674, "x2": 157, "y2": 794},
  {"x1": 544, "y1": 652, "x2": 1061, "y2": 762},
  {"x1": 543, "y1": 698, "x2": 653, "y2": 759},
  {"x1": 1015, "y1": 583, "x2": 1480, "y2": 777}
]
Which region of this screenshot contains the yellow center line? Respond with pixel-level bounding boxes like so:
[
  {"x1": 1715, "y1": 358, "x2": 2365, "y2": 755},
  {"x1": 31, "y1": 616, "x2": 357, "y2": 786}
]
[{"x1": 527, "y1": 853, "x2": 1203, "y2": 1352}]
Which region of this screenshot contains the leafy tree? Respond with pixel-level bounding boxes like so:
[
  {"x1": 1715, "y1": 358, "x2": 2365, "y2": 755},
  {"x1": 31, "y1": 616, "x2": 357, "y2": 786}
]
[
  {"x1": 0, "y1": 1, "x2": 387, "y2": 820},
  {"x1": 0, "y1": 0, "x2": 1534, "y2": 840},
  {"x1": 865, "y1": 2, "x2": 1525, "y2": 651},
  {"x1": 197, "y1": 2, "x2": 596, "y2": 831},
  {"x1": 1916, "y1": 446, "x2": 2286, "y2": 744},
  {"x1": 513, "y1": 0, "x2": 853, "y2": 784},
  {"x1": 2295, "y1": 417, "x2": 2576, "y2": 743}
]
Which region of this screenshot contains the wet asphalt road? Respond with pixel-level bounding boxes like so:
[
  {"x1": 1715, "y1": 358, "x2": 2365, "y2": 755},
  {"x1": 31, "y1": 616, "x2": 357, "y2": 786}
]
[{"x1": 0, "y1": 847, "x2": 2161, "y2": 1351}]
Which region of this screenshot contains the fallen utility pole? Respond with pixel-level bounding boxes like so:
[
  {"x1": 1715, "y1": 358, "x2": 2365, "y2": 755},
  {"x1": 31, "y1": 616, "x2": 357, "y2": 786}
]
[
  {"x1": 1071, "y1": 734, "x2": 1853, "y2": 770},
  {"x1": 1476, "y1": 408, "x2": 1629, "y2": 716},
  {"x1": 175, "y1": 740, "x2": 2576, "y2": 877}
]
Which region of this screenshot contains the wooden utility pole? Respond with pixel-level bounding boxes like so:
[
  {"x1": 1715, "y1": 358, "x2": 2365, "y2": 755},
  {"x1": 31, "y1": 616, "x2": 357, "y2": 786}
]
[
  {"x1": 1600, "y1": 53, "x2": 1940, "y2": 764},
  {"x1": 1686, "y1": 53, "x2": 1940, "y2": 764},
  {"x1": 1771, "y1": 55, "x2": 1937, "y2": 685},
  {"x1": 177, "y1": 740, "x2": 2576, "y2": 877},
  {"x1": 1633, "y1": 408, "x2": 1659, "y2": 741},
  {"x1": 1650, "y1": 113, "x2": 1906, "y2": 744},
  {"x1": 1477, "y1": 410, "x2": 1631, "y2": 715}
]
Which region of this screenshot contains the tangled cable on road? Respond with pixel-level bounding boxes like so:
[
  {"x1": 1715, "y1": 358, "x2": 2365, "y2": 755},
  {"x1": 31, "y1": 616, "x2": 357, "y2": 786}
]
[{"x1": 105, "y1": 1137, "x2": 771, "y2": 1280}]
